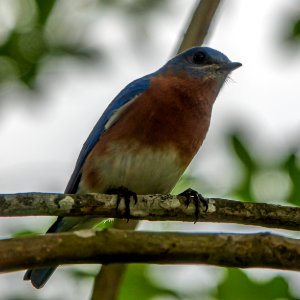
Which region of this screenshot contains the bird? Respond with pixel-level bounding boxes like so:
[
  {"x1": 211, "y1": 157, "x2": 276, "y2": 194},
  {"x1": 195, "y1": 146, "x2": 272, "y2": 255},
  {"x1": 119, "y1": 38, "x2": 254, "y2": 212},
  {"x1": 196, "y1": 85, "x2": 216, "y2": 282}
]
[{"x1": 24, "y1": 46, "x2": 241, "y2": 288}]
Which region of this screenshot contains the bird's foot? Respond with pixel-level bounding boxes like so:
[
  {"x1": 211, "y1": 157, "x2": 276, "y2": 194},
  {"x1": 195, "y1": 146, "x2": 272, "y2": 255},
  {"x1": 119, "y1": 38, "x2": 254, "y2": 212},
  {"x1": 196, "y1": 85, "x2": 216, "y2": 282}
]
[
  {"x1": 107, "y1": 186, "x2": 137, "y2": 222},
  {"x1": 179, "y1": 188, "x2": 208, "y2": 223}
]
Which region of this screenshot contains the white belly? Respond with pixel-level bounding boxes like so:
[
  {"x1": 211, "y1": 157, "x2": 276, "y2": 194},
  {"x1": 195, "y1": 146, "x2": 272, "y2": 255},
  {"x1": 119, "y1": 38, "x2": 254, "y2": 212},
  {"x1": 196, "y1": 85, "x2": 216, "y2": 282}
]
[{"x1": 84, "y1": 142, "x2": 185, "y2": 194}]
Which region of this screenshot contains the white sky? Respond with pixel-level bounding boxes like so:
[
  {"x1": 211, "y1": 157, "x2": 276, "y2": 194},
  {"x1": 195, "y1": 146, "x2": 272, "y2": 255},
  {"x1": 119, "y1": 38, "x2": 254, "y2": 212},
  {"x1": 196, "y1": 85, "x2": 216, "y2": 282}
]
[{"x1": 1, "y1": 0, "x2": 300, "y2": 299}]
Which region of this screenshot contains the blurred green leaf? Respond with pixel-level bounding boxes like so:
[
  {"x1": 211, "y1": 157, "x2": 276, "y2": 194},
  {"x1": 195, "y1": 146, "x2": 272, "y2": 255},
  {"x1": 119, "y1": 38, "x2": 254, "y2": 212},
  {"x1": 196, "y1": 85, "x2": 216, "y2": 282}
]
[
  {"x1": 0, "y1": 30, "x2": 43, "y2": 86},
  {"x1": 67, "y1": 268, "x2": 97, "y2": 280},
  {"x1": 95, "y1": 218, "x2": 115, "y2": 229},
  {"x1": 215, "y1": 268, "x2": 296, "y2": 300},
  {"x1": 11, "y1": 229, "x2": 40, "y2": 237},
  {"x1": 119, "y1": 264, "x2": 180, "y2": 300},
  {"x1": 0, "y1": 1, "x2": 100, "y2": 89},
  {"x1": 282, "y1": 153, "x2": 300, "y2": 206},
  {"x1": 231, "y1": 134, "x2": 256, "y2": 172},
  {"x1": 229, "y1": 134, "x2": 257, "y2": 201},
  {"x1": 291, "y1": 19, "x2": 300, "y2": 39},
  {"x1": 0, "y1": 0, "x2": 171, "y2": 91},
  {"x1": 282, "y1": 13, "x2": 300, "y2": 47},
  {"x1": 35, "y1": 0, "x2": 56, "y2": 25}
]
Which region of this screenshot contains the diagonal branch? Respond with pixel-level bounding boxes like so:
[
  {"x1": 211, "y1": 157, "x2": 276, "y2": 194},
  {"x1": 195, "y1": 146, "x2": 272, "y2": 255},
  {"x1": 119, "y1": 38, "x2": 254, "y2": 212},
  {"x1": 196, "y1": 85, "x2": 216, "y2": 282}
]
[
  {"x1": 1, "y1": 229, "x2": 300, "y2": 273},
  {"x1": 176, "y1": 0, "x2": 221, "y2": 53},
  {"x1": 1, "y1": 193, "x2": 300, "y2": 230}
]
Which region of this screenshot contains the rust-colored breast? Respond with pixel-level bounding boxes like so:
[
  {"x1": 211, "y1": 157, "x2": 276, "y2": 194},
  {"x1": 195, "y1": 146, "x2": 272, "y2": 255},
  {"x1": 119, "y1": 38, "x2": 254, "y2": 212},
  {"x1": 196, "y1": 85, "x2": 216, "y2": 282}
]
[{"x1": 91, "y1": 72, "x2": 219, "y2": 169}]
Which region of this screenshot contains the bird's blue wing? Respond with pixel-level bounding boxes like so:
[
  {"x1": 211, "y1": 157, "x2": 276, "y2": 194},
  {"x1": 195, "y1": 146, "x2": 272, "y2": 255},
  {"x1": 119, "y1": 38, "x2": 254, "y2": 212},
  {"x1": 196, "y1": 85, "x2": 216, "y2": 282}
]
[{"x1": 64, "y1": 74, "x2": 151, "y2": 193}]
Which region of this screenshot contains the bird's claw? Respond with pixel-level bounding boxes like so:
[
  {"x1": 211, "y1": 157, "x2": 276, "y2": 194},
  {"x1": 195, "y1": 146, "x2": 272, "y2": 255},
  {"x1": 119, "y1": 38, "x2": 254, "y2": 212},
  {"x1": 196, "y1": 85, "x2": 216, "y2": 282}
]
[
  {"x1": 107, "y1": 186, "x2": 137, "y2": 222},
  {"x1": 179, "y1": 188, "x2": 208, "y2": 223}
]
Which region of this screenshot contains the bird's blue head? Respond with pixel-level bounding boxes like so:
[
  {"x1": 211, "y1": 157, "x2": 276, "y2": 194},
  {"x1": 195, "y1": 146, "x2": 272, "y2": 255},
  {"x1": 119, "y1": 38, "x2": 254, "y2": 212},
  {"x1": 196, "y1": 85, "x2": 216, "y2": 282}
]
[{"x1": 161, "y1": 46, "x2": 241, "y2": 80}]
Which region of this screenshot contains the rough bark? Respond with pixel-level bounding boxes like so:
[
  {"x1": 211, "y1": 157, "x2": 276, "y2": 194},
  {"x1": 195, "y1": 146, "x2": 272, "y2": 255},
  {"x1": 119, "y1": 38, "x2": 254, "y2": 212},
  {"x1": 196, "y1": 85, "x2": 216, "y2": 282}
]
[
  {"x1": 1, "y1": 193, "x2": 300, "y2": 230},
  {"x1": 1, "y1": 229, "x2": 300, "y2": 273}
]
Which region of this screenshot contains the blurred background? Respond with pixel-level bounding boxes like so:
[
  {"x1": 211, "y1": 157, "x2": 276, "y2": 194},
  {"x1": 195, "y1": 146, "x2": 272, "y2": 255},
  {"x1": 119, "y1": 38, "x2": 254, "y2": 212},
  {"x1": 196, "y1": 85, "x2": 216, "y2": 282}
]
[{"x1": 0, "y1": 0, "x2": 300, "y2": 299}]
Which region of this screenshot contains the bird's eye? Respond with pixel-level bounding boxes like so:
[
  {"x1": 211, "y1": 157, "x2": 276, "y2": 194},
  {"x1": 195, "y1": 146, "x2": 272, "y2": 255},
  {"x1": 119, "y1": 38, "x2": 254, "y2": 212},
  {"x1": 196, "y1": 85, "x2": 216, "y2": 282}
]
[{"x1": 192, "y1": 51, "x2": 206, "y2": 64}]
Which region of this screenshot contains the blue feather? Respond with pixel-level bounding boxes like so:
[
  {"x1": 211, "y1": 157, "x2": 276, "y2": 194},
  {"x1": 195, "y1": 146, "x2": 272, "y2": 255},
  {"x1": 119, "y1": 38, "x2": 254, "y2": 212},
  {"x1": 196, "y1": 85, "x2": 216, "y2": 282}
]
[{"x1": 65, "y1": 75, "x2": 151, "y2": 194}]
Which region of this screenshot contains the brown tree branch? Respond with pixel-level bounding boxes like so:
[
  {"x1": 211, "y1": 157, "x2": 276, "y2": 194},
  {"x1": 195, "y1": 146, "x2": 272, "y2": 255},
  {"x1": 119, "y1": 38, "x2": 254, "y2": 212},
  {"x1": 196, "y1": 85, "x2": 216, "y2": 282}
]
[
  {"x1": 91, "y1": 264, "x2": 127, "y2": 300},
  {"x1": 90, "y1": 219, "x2": 138, "y2": 300},
  {"x1": 1, "y1": 229, "x2": 300, "y2": 273},
  {"x1": 1, "y1": 193, "x2": 300, "y2": 230}
]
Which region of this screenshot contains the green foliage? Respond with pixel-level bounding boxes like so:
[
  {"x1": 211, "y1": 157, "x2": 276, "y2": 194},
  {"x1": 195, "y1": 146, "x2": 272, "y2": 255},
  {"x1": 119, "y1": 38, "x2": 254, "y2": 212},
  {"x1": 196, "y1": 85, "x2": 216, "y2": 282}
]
[
  {"x1": 0, "y1": 1, "x2": 98, "y2": 88},
  {"x1": 230, "y1": 133, "x2": 257, "y2": 201},
  {"x1": 11, "y1": 229, "x2": 40, "y2": 237},
  {"x1": 291, "y1": 19, "x2": 300, "y2": 39},
  {"x1": 66, "y1": 268, "x2": 98, "y2": 280},
  {"x1": 0, "y1": 0, "x2": 169, "y2": 90},
  {"x1": 35, "y1": 0, "x2": 56, "y2": 24},
  {"x1": 228, "y1": 133, "x2": 300, "y2": 207},
  {"x1": 119, "y1": 264, "x2": 180, "y2": 300},
  {"x1": 286, "y1": 17, "x2": 300, "y2": 42},
  {"x1": 215, "y1": 269, "x2": 296, "y2": 300},
  {"x1": 282, "y1": 153, "x2": 300, "y2": 206},
  {"x1": 95, "y1": 218, "x2": 115, "y2": 229}
]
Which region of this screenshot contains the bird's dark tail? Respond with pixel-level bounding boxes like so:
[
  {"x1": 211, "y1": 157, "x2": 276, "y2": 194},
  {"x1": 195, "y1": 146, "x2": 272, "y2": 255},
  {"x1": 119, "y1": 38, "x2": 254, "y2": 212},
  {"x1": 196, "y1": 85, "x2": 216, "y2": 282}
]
[
  {"x1": 23, "y1": 267, "x2": 57, "y2": 289},
  {"x1": 23, "y1": 216, "x2": 102, "y2": 288},
  {"x1": 23, "y1": 217, "x2": 63, "y2": 288}
]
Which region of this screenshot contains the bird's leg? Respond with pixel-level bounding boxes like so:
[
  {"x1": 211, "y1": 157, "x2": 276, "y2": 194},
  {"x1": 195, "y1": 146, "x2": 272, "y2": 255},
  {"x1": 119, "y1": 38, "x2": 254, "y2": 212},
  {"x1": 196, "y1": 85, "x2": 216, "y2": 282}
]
[
  {"x1": 106, "y1": 186, "x2": 138, "y2": 222},
  {"x1": 179, "y1": 188, "x2": 208, "y2": 223}
]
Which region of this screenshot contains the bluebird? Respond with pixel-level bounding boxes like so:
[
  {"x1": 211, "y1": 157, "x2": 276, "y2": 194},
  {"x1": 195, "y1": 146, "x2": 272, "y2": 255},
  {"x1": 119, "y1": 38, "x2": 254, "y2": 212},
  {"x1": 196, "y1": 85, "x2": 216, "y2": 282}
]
[{"x1": 24, "y1": 46, "x2": 241, "y2": 288}]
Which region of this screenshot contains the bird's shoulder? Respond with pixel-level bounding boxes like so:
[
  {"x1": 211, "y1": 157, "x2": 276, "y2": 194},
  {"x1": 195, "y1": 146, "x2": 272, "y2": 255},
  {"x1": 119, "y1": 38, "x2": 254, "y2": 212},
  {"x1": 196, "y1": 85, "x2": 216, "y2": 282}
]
[{"x1": 65, "y1": 73, "x2": 154, "y2": 193}]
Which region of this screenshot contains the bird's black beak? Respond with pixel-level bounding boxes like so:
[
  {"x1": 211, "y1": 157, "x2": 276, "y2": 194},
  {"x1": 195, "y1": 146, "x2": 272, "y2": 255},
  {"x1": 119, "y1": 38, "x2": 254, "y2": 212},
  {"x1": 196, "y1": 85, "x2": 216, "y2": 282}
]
[{"x1": 218, "y1": 61, "x2": 242, "y2": 72}]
